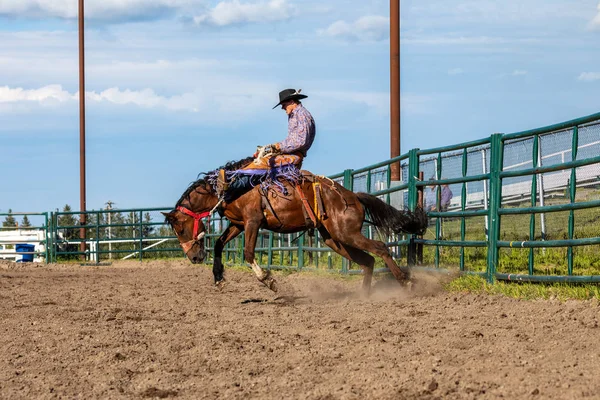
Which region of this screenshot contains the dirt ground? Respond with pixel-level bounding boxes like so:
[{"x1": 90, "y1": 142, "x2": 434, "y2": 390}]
[{"x1": 1, "y1": 260, "x2": 599, "y2": 400}]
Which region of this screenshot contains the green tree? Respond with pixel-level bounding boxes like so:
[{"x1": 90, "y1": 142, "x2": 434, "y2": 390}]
[
  {"x1": 142, "y1": 212, "x2": 154, "y2": 238},
  {"x1": 21, "y1": 215, "x2": 32, "y2": 228},
  {"x1": 109, "y1": 211, "x2": 128, "y2": 253},
  {"x1": 85, "y1": 211, "x2": 106, "y2": 239},
  {"x1": 155, "y1": 224, "x2": 180, "y2": 259},
  {"x1": 2, "y1": 209, "x2": 17, "y2": 228},
  {"x1": 57, "y1": 204, "x2": 79, "y2": 240}
]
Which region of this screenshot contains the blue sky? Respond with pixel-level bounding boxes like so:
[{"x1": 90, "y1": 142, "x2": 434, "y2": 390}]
[{"x1": 1, "y1": 0, "x2": 600, "y2": 213}]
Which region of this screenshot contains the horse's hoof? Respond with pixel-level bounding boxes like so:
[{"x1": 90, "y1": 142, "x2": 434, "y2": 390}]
[
  {"x1": 264, "y1": 277, "x2": 278, "y2": 292},
  {"x1": 215, "y1": 280, "x2": 227, "y2": 290},
  {"x1": 258, "y1": 270, "x2": 278, "y2": 292}
]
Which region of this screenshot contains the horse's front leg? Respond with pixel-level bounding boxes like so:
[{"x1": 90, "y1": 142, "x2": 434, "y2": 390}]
[
  {"x1": 213, "y1": 224, "x2": 243, "y2": 289},
  {"x1": 244, "y1": 221, "x2": 278, "y2": 292}
]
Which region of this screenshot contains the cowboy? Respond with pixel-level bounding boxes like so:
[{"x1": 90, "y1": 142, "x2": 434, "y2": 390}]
[
  {"x1": 256, "y1": 88, "x2": 316, "y2": 167},
  {"x1": 217, "y1": 88, "x2": 316, "y2": 196}
]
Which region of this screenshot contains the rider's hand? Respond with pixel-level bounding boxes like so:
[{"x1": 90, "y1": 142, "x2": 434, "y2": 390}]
[{"x1": 263, "y1": 144, "x2": 280, "y2": 155}]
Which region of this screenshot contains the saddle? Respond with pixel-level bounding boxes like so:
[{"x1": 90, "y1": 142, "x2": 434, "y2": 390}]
[{"x1": 259, "y1": 172, "x2": 330, "y2": 230}]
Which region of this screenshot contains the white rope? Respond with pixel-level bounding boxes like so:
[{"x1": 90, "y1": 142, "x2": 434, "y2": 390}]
[{"x1": 210, "y1": 198, "x2": 224, "y2": 215}]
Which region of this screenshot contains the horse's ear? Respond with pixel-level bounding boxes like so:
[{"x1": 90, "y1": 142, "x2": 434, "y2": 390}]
[{"x1": 162, "y1": 211, "x2": 176, "y2": 224}]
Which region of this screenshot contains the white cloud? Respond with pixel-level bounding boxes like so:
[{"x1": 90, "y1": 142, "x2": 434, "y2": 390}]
[
  {"x1": 578, "y1": 72, "x2": 600, "y2": 82},
  {"x1": 193, "y1": 0, "x2": 295, "y2": 26},
  {"x1": 0, "y1": 0, "x2": 202, "y2": 21},
  {"x1": 0, "y1": 80, "x2": 283, "y2": 124},
  {"x1": 0, "y1": 85, "x2": 72, "y2": 104},
  {"x1": 589, "y1": 2, "x2": 600, "y2": 29},
  {"x1": 408, "y1": 1, "x2": 589, "y2": 26},
  {"x1": 318, "y1": 15, "x2": 388, "y2": 41},
  {"x1": 0, "y1": 84, "x2": 203, "y2": 112},
  {"x1": 512, "y1": 70, "x2": 527, "y2": 76},
  {"x1": 87, "y1": 87, "x2": 203, "y2": 111},
  {"x1": 448, "y1": 68, "x2": 464, "y2": 75}
]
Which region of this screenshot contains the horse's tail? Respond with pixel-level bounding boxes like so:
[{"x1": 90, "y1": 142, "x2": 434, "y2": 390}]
[{"x1": 356, "y1": 192, "x2": 428, "y2": 236}]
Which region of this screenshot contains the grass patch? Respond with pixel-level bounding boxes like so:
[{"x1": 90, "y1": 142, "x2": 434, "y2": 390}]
[{"x1": 445, "y1": 274, "x2": 600, "y2": 300}]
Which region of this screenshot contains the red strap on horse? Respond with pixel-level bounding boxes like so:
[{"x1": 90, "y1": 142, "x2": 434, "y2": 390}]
[{"x1": 177, "y1": 206, "x2": 211, "y2": 239}]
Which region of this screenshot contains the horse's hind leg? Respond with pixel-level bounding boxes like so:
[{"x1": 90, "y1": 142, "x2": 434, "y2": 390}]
[
  {"x1": 341, "y1": 233, "x2": 409, "y2": 284},
  {"x1": 319, "y1": 229, "x2": 375, "y2": 295}
]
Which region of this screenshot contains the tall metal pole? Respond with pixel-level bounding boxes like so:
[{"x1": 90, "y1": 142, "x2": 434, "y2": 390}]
[
  {"x1": 78, "y1": 0, "x2": 87, "y2": 258},
  {"x1": 390, "y1": 0, "x2": 401, "y2": 181}
]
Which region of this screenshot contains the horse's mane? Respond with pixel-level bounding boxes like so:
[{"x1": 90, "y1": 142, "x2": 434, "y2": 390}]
[
  {"x1": 175, "y1": 179, "x2": 212, "y2": 208},
  {"x1": 174, "y1": 156, "x2": 255, "y2": 208}
]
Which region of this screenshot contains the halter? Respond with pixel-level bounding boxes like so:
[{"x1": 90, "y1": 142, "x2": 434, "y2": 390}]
[{"x1": 176, "y1": 206, "x2": 211, "y2": 254}]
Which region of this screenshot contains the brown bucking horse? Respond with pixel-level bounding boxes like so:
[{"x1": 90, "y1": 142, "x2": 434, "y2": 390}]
[{"x1": 163, "y1": 157, "x2": 427, "y2": 294}]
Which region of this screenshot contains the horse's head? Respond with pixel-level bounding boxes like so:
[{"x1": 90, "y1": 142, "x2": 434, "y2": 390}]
[
  {"x1": 165, "y1": 178, "x2": 220, "y2": 263},
  {"x1": 162, "y1": 207, "x2": 209, "y2": 264}
]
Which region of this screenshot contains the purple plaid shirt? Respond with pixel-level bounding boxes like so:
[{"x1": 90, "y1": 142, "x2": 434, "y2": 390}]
[{"x1": 277, "y1": 104, "x2": 315, "y2": 156}]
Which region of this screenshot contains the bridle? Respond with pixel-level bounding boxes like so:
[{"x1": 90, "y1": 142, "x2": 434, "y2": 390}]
[{"x1": 176, "y1": 206, "x2": 211, "y2": 254}]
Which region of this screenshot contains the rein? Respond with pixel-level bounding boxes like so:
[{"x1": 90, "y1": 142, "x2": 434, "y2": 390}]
[{"x1": 176, "y1": 206, "x2": 211, "y2": 254}]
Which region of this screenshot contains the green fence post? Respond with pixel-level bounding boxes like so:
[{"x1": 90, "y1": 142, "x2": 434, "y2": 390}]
[
  {"x1": 408, "y1": 149, "x2": 420, "y2": 211},
  {"x1": 49, "y1": 211, "x2": 56, "y2": 263},
  {"x1": 487, "y1": 133, "x2": 504, "y2": 283},
  {"x1": 95, "y1": 212, "x2": 101, "y2": 264},
  {"x1": 240, "y1": 234, "x2": 245, "y2": 264},
  {"x1": 386, "y1": 164, "x2": 392, "y2": 204},
  {"x1": 44, "y1": 212, "x2": 49, "y2": 264},
  {"x1": 268, "y1": 232, "x2": 274, "y2": 269},
  {"x1": 567, "y1": 126, "x2": 578, "y2": 275},
  {"x1": 343, "y1": 169, "x2": 354, "y2": 191},
  {"x1": 407, "y1": 149, "x2": 420, "y2": 266},
  {"x1": 315, "y1": 230, "x2": 320, "y2": 269},
  {"x1": 278, "y1": 233, "x2": 283, "y2": 267},
  {"x1": 139, "y1": 210, "x2": 144, "y2": 262},
  {"x1": 297, "y1": 233, "x2": 304, "y2": 271},
  {"x1": 288, "y1": 234, "x2": 293, "y2": 266},
  {"x1": 460, "y1": 148, "x2": 468, "y2": 271},
  {"x1": 529, "y1": 135, "x2": 539, "y2": 275},
  {"x1": 53, "y1": 211, "x2": 58, "y2": 263},
  {"x1": 342, "y1": 169, "x2": 353, "y2": 273},
  {"x1": 434, "y1": 152, "x2": 443, "y2": 266}
]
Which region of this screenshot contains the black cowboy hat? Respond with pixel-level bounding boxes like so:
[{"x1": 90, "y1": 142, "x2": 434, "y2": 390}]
[{"x1": 273, "y1": 88, "x2": 307, "y2": 109}]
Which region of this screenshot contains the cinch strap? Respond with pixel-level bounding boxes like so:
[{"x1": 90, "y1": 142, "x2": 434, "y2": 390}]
[{"x1": 312, "y1": 182, "x2": 327, "y2": 222}]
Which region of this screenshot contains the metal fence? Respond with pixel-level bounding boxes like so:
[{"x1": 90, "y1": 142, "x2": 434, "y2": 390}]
[
  {"x1": 3, "y1": 112, "x2": 599, "y2": 283},
  {"x1": 47, "y1": 207, "x2": 183, "y2": 263}
]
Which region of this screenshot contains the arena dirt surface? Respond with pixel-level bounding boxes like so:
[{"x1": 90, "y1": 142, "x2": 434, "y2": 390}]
[{"x1": 1, "y1": 259, "x2": 599, "y2": 400}]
